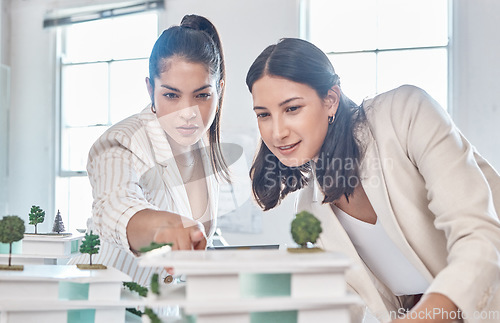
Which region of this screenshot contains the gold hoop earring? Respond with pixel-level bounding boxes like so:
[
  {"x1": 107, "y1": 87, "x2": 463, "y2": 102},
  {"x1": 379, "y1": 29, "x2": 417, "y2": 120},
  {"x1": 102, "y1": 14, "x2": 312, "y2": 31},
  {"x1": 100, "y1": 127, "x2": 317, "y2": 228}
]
[
  {"x1": 328, "y1": 115, "x2": 335, "y2": 124},
  {"x1": 151, "y1": 104, "x2": 156, "y2": 114}
]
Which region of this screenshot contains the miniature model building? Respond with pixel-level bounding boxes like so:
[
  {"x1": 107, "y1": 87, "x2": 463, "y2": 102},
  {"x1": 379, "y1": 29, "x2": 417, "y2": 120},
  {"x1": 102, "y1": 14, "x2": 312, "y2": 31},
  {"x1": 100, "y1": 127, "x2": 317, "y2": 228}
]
[
  {"x1": 0, "y1": 265, "x2": 135, "y2": 323},
  {"x1": 1, "y1": 208, "x2": 82, "y2": 265},
  {"x1": 139, "y1": 249, "x2": 362, "y2": 323},
  {"x1": 0, "y1": 233, "x2": 84, "y2": 265}
]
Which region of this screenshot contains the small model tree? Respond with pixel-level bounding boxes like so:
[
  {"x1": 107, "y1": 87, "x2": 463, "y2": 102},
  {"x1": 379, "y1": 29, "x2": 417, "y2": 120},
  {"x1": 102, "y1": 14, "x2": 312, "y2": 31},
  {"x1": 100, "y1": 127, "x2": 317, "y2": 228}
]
[
  {"x1": 139, "y1": 241, "x2": 172, "y2": 253},
  {"x1": 28, "y1": 205, "x2": 45, "y2": 234},
  {"x1": 290, "y1": 210, "x2": 323, "y2": 248},
  {"x1": 52, "y1": 209, "x2": 65, "y2": 234},
  {"x1": 0, "y1": 215, "x2": 25, "y2": 268},
  {"x1": 79, "y1": 231, "x2": 100, "y2": 266}
]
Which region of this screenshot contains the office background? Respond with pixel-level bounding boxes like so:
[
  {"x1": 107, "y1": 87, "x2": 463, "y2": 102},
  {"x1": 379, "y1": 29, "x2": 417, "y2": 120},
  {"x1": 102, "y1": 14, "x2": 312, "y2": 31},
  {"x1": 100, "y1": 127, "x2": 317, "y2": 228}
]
[{"x1": 1, "y1": 0, "x2": 499, "y2": 246}]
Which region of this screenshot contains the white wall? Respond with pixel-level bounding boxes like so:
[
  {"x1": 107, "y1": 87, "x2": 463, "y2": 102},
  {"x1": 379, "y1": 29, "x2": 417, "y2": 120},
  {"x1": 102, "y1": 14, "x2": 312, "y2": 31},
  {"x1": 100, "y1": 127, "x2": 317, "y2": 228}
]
[
  {"x1": 0, "y1": 0, "x2": 9, "y2": 65},
  {"x1": 3, "y1": 0, "x2": 500, "y2": 242},
  {"x1": 8, "y1": 0, "x2": 57, "y2": 232},
  {"x1": 0, "y1": 0, "x2": 10, "y2": 216},
  {"x1": 450, "y1": 0, "x2": 500, "y2": 169}
]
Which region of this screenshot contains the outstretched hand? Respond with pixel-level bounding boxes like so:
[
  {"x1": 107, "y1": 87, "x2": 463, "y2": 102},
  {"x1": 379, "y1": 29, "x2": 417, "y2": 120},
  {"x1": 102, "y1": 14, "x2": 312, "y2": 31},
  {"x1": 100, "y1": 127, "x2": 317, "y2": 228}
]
[
  {"x1": 151, "y1": 217, "x2": 207, "y2": 275},
  {"x1": 153, "y1": 219, "x2": 207, "y2": 251}
]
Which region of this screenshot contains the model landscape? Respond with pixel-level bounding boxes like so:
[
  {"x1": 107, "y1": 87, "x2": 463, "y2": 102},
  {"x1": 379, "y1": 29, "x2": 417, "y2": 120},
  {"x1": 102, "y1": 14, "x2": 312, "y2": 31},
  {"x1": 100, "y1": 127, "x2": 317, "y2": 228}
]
[{"x1": 0, "y1": 209, "x2": 360, "y2": 323}]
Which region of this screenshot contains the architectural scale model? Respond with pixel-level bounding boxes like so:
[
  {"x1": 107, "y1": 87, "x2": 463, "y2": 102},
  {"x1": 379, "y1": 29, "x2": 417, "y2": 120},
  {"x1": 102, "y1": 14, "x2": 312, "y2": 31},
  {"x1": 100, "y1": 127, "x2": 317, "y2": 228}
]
[
  {"x1": 0, "y1": 265, "x2": 136, "y2": 323},
  {"x1": 139, "y1": 248, "x2": 362, "y2": 323}
]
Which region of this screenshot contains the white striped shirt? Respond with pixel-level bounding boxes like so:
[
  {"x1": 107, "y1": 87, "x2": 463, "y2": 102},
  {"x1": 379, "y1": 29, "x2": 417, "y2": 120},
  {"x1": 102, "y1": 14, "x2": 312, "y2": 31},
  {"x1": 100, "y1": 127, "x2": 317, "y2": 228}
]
[{"x1": 69, "y1": 107, "x2": 219, "y2": 286}]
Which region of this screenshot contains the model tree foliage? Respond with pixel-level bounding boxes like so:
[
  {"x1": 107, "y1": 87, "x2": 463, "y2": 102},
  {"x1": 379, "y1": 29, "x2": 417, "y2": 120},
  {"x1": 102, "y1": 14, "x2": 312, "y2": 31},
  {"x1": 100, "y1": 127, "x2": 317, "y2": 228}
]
[
  {"x1": 79, "y1": 231, "x2": 100, "y2": 266},
  {"x1": 52, "y1": 209, "x2": 65, "y2": 234},
  {"x1": 143, "y1": 307, "x2": 162, "y2": 323},
  {"x1": 150, "y1": 273, "x2": 160, "y2": 296},
  {"x1": 0, "y1": 216, "x2": 25, "y2": 266},
  {"x1": 291, "y1": 211, "x2": 323, "y2": 248},
  {"x1": 28, "y1": 205, "x2": 45, "y2": 234},
  {"x1": 123, "y1": 281, "x2": 148, "y2": 298},
  {"x1": 139, "y1": 241, "x2": 172, "y2": 253}
]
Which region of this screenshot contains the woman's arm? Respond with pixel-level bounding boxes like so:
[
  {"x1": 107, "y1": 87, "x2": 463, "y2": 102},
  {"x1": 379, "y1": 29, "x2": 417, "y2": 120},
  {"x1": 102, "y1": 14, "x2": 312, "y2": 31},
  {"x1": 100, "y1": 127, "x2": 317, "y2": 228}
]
[
  {"x1": 388, "y1": 85, "x2": 500, "y2": 319},
  {"x1": 392, "y1": 293, "x2": 459, "y2": 323}
]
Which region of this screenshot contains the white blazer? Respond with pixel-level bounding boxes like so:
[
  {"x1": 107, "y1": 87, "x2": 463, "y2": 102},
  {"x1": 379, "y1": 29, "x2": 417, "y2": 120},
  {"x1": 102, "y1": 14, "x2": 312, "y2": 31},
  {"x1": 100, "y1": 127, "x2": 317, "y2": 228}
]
[{"x1": 296, "y1": 85, "x2": 500, "y2": 322}]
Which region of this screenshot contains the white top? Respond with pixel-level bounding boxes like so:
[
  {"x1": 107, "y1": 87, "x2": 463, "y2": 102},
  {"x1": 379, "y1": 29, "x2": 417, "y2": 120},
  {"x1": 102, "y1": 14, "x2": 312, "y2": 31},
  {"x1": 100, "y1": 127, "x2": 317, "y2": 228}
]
[{"x1": 332, "y1": 205, "x2": 429, "y2": 296}]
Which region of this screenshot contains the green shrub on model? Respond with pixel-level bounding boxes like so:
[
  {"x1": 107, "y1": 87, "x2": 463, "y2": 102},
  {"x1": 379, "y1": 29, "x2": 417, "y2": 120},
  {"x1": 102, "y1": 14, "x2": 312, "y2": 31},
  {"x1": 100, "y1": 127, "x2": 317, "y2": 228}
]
[
  {"x1": 289, "y1": 210, "x2": 323, "y2": 253},
  {"x1": 0, "y1": 215, "x2": 25, "y2": 270}
]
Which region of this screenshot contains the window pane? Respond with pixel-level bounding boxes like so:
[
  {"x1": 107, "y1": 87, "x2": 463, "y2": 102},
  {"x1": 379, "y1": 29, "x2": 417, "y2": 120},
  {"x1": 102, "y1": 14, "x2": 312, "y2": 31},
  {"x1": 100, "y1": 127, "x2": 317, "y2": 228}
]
[
  {"x1": 109, "y1": 59, "x2": 151, "y2": 124},
  {"x1": 62, "y1": 63, "x2": 109, "y2": 127},
  {"x1": 68, "y1": 176, "x2": 93, "y2": 231},
  {"x1": 61, "y1": 126, "x2": 109, "y2": 172},
  {"x1": 377, "y1": 48, "x2": 448, "y2": 108},
  {"x1": 308, "y1": 0, "x2": 448, "y2": 53},
  {"x1": 110, "y1": 13, "x2": 158, "y2": 60},
  {"x1": 377, "y1": 0, "x2": 448, "y2": 49},
  {"x1": 56, "y1": 177, "x2": 93, "y2": 232},
  {"x1": 309, "y1": 0, "x2": 378, "y2": 52},
  {"x1": 64, "y1": 19, "x2": 114, "y2": 63},
  {"x1": 328, "y1": 52, "x2": 377, "y2": 105}
]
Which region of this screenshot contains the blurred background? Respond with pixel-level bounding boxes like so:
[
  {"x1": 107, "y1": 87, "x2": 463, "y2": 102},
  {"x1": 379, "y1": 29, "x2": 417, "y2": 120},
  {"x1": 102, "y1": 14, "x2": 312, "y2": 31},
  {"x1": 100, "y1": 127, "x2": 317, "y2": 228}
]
[{"x1": 0, "y1": 0, "x2": 499, "y2": 246}]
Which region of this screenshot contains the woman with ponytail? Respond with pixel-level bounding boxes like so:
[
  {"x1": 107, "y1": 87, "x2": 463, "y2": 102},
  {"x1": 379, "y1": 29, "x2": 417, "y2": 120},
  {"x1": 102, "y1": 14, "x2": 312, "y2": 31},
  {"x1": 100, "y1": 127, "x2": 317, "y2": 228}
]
[
  {"x1": 246, "y1": 38, "x2": 500, "y2": 322},
  {"x1": 75, "y1": 15, "x2": 229, "y2": 285}
]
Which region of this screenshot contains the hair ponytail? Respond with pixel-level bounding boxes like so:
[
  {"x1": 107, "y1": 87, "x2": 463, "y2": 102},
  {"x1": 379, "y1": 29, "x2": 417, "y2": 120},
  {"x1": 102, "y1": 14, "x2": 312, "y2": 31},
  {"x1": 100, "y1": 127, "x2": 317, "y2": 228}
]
[{"x1": 179, "y1": 15, "x2": 225, "y2": 97}]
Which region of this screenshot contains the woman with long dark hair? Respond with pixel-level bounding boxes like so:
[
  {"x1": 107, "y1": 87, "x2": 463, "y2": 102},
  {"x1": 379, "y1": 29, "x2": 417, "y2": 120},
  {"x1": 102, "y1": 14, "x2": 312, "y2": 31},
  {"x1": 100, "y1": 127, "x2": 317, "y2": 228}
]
[
  {"x1": 72, "y1": 15, "x2": 229, "y2": 285},
  {"x1": 246, "y1": 38, "x2": 500, "y2": 323}
]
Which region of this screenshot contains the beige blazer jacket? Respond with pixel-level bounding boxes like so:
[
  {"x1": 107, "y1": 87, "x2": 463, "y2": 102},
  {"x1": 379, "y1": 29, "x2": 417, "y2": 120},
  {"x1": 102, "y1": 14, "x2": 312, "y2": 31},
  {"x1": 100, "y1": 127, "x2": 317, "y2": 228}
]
[{"x1": 296, "y1": 85, "x2": 500, "y2": 323}]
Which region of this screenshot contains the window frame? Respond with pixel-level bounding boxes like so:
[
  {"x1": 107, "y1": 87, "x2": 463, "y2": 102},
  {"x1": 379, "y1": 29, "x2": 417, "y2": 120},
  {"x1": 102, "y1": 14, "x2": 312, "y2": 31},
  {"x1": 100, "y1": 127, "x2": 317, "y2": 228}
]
[
  {"x1": 301, "y1": 0, "x2": 450, "y2": 109},
  {"x1": 56, "y1": 14, "x2": 157, "y2": 178}
]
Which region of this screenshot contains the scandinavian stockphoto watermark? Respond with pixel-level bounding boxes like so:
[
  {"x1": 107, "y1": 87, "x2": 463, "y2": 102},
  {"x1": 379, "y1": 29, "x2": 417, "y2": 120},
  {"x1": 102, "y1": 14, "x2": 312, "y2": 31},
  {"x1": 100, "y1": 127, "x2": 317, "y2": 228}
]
[
  {"x1": 263, "y1": 154, "x2": 395, "y2": 190},
  {"x1": 390, "y1": 308, "x2": 500, "y2": 321}
]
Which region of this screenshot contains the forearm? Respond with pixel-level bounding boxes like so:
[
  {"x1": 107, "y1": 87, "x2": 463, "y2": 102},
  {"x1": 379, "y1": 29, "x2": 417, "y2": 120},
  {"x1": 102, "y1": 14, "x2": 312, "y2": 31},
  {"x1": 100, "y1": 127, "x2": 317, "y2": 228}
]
[{"x1": 393, "y1": 293, "x2": 460, "y2": 323}]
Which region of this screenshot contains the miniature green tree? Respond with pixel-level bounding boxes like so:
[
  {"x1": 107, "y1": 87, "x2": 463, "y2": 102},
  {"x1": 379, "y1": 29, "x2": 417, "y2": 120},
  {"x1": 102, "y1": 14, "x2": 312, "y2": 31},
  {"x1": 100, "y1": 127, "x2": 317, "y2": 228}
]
[
  {"x1": 28, "y1": 205, "x2": 45, "y2": 234},
  {"x1": 139, "y1": 241, "x2": 172, "y2": 253},
  {"x1": 291, "y1": 211, "x2": 323, "y2": 248},
  {"x1": 143, "y1": 307, "x2": 162, "y2": 323},
  {"x1": 79, "y1": 231, "x2": 100, "y2": 265},
  {"x1": 150, "y1": 273, "x2": 160, "y2": 296},
  {"x1": 123, "y1": 281, "x2": 148, "y2": 297},
  {"x1": 0, "y1": 216, "x2": 25, "y2": 266},
  {"x1": 52, "y1": 209, "x2": 65, "y2": 234}
]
